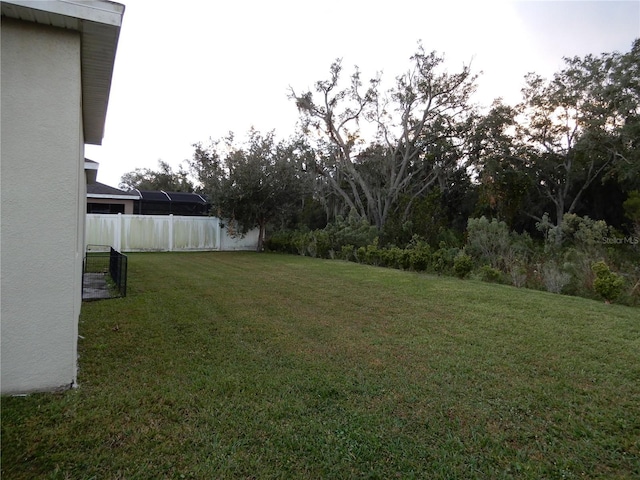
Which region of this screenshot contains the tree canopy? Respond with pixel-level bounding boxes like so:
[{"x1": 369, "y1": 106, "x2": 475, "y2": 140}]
[
  {"x1": 122, "y1": 39, "x2": 639, "y2": 251},
  {"x1": 511, "y1": 39, "x2": 640, "y2": 226},
  {"x1": 468, "y1": 38, "x2": 639, "y2": 230},
  {"x1": 119, "y1": 160, "x2": 194, "y2": 192},
  {"x1": 290, "y1": 45, "x2": 477, "y2": 231},
  {"x1": 188, "y1": 130, "x2": 313, "y2": 251}
]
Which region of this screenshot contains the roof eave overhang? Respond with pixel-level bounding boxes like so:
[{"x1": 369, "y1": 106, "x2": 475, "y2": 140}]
[
  {"x1": 88, "y1": 193, "x2": 140, "y2": 200},
  {"x1": 1, "y1": 0, "x2": 125, "y2": 145},
  {"x1": 84, "y1": 158, "x2": 99, "y2": 184}
]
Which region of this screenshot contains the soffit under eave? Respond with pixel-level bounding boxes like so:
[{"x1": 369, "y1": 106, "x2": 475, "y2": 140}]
[{"x1": 1, "y1": 1, "x2": 124, "y2": 145}]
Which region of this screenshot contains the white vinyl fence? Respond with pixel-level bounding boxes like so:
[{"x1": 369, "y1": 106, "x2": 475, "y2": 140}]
[{"x1": 86, "y1": 214, "x2": 259, "y2": 252}]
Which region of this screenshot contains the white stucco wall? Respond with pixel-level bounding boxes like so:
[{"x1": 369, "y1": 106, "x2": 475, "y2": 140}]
[{"x1": 1, "y1": 18, "x2": 84, "y2": 393}]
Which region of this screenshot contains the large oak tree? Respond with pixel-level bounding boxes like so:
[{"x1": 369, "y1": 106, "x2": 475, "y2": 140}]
[{"x1": 290, "y1": 45, "x2": 477, "y2": 231}]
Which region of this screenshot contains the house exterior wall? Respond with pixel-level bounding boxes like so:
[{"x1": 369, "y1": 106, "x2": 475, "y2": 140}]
[{"x1": 1, "y1": 18, "x2": 84, "y2": 393}]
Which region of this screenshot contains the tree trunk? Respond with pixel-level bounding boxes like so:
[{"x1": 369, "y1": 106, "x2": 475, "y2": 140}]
[
  {"x1": 257, "y1": 219, "x2": 266, "y2": 252},
  {"x1": 555, "y1": 201, "x2": 565, "y2": 228}
]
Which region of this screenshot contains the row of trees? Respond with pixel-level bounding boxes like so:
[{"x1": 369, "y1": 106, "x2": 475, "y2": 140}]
[{"x1": 120, "y1": 39, "x2": 639, "y2": 297}]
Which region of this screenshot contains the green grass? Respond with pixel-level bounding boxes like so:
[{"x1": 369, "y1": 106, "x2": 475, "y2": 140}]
[{"x1": 2, "y1": 252, "x2": 639, "y2": 479}]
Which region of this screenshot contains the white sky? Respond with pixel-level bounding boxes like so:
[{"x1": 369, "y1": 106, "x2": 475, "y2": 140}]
[{"x1": 86, "y1": 0, "x2": 640, "y2": 188}]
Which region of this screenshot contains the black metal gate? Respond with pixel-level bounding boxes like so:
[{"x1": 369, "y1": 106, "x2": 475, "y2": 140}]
[{"x1": 83, "y1": 245, "x2": 128, "y2": 300}]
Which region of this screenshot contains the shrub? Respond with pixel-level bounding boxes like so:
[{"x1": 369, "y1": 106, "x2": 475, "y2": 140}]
[
  {"x1": 265, "y1": 230, "x2": 295, "y2": 253},
  {"x1": 541, "y1": 261, "x2": 571, "y2": 294},
  {"x1": 364, "y1": 240, "x2": 383, "y2": 266},
  {"x1": 466, "y1": 216, "x2": 512, "y2": 270},
  {"x1": 537, "y1": 213, "x2": 611, "y2": 256},
  {"x1": 326, "y1": 213, "x2": 378, "y2": 252},
  {"x1": 432, "y1": 242, "x2": 458, "y2": 275},
  {"x1": 479, "y1": 265, "x2": 502, "y2": 283},
  {"x1": 381, "y1": 246, "x2": 403, "y2": 269},
  {"x1": 404, "y1": 236, "x2": 432, "y2": 271},
  {"x1": 410, "y1": 247, "x2": 431, "y2": 271},
  {"x1": 310, "y1": 230, "x2": 331, "y2": 258},
  {"x1": 338, "y1": 244, "x2": 355, "y2": 261},
  {"x1": 592, "y1": 261, "x2": 625, "y2": 304},
  {"x1": 399, "y1": 249, "x2": 413, "y2": 270},
  {"x1": 292, "y1": 230, "x2": 310, "y2": 256},
  {"x1": 560, "y1": 248, "x2": 598, "y2": 298},
  {"x1": 508, "y1": 262, "x2": 528, "y2": 288},
  {"x1": 453, "y1": 253, "x2": 473, "y2": 279}
]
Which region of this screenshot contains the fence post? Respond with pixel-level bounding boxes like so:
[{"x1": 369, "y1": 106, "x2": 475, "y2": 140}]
[
  {"x1": 115, "y1": 213, "x2": 122, "y2": 252},
  {"x1": 169, "y1": 214, "x2": 174, "y2": 252}
]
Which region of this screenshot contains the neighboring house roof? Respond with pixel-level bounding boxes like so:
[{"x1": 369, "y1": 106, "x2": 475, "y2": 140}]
[
  {"x1": 1, "y1": 0, "x2": 125, "y2": 145},
  {"x1": 88, "y1": 182, "x2": 140, "y2": 200}
]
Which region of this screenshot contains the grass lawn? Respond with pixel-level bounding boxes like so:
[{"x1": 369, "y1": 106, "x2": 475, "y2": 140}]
[{"x1": 2, "y1": 252, "x2": 639, "y2": 479}]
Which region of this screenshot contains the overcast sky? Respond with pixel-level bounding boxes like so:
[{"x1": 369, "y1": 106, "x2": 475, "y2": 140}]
[{"x1": 85, "y1": 0, "x2": 640, "y2": 188}]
